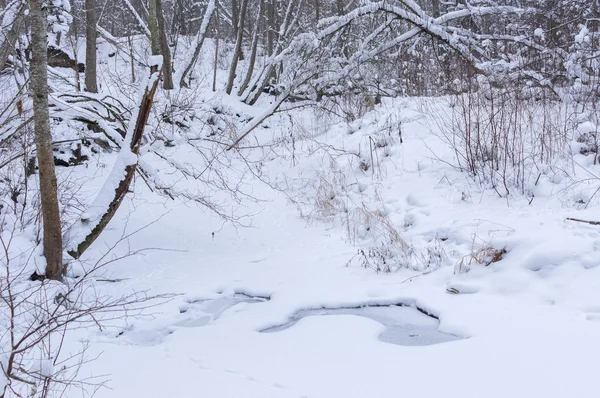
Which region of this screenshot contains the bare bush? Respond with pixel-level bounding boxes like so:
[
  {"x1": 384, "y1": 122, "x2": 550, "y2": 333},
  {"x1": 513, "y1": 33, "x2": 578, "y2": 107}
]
[
  {"x1": 0, "y1": 221, "x2": 170, "y2": 397},
  {"x1": 422, "y1": 83, "x2": 575, "y2": 196}
]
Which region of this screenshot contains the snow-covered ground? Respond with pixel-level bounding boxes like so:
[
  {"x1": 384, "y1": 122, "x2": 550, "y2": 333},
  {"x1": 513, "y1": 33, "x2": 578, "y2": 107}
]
[
  {"x1": 3, "y1": 36, "x2": 600, "y2": 397},
  {"x1": 60, "y1": 93, "x2": 600, "y2": 397}
]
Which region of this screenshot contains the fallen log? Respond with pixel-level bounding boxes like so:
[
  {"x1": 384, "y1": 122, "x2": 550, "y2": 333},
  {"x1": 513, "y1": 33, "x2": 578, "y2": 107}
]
[{"x1": 64, "y1": 57, "x2": 163, "y2": 259}]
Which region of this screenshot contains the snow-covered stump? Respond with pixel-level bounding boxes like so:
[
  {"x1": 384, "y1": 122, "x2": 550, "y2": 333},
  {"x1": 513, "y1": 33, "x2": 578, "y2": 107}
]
[{"x1": 64, "y1": 57, "x2": 163, "y2": 259}]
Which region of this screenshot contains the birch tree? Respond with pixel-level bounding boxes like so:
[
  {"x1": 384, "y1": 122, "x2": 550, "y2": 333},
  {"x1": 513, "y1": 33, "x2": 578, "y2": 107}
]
[
  {"x1": 29, "y1": 0, "x2": 63, "y2": 279},
  {"x1": 179, "y1": 0, "x2": 216, "y2": 88}
]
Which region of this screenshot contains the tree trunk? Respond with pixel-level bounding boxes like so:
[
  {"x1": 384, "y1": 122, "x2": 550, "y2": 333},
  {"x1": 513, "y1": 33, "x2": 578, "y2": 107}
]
[
  {"x1": 231, "y1": 0, "x2": 239, "y2": 38},
  {"x1": 85, "y1": 0, "x2": 98, "y2": 92},
  {"x1": 336, "y1": 0, "x2": 343, "y2": 16},
  {"x1": 155, "y1": 0, "x2": 173, "y2": 89},
  {"x1": 212, "y1": 6, "x2": 220, "y2": 92},
  {"x1": 225, "y1": 0, "x2": 248, "y2": 95},
  {"x1": 432, "y1": 0, "x2": 441, "y2": 18},
  {"x1": 266, "y1": 0, "x2": 274, "y2": 56},
  {"x1": 238, "y1": 0, "x2": 263, "y2": 96},
  {"x1": 179, "y1": 0, "x2": 216, "y2": 88},
  {"x1": 0, "y1": 2, "x2": 25, "y2": 72},
  {"x1": 30, "y1": 0, "x2": 64, "y2": 279},
  {"x1": 148, "y1": 0, "x2": 160, "y2": 54},
  {"x1": 128, "y1": 34, "x2": 136, "y2": 82}
]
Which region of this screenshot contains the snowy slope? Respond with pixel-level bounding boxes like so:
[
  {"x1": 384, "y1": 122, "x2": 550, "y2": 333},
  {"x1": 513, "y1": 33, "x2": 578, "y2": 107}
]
[{"x1": 61, "y1": 93, "x2": 600, "y2": 397}]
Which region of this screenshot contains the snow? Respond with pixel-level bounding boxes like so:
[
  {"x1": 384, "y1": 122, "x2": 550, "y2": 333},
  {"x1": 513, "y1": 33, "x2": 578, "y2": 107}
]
[
  {"x1": 39, "y1": 358, "x2": 53, "y2": 378},
  {"x1": 534, "y1": 27, "x2": 545, "y2": 39},
  {"x1": 3, "y1": 22, "x2": 600, "y2": 398},
  {"x1": 54, "y1": 95, "x2": 600, "y2": 398},
  {"x1": 578, "y1": 121, "x2": 597, "y2": 135},
  {"x1": 575, "y1": 26, "x2": 589, "y2": 44},
  {"x1": 148, "y1": 55, "x2": 163, "y2": 69}
]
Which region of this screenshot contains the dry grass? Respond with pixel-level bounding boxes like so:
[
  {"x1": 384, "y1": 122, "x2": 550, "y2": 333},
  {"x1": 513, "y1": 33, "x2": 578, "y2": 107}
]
[{"x1": 455, "y1": 245, "x2": 507, "y2": 274}]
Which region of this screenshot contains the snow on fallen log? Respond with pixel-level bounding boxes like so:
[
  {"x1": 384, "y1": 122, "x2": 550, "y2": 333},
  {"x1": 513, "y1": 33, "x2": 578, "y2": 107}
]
[{"x1": 64, "y1": 56, "x2": 163, "y2": 259}]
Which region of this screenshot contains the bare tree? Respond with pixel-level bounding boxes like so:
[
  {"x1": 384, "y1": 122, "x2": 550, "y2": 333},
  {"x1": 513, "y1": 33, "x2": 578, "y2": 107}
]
[
  {"x1": 85, "y1": 0, "x2": 98, "y2": 92},
  {"x1": 266, "y1": 0, "x2": 275, "y2": 56},
  {"x1": 155, "y1": 0, "x2": 173, "y2": 89},
  {"x1": 0, "y1": 1, "x2": 25, "y2": 72},
  {"x1": 29, "y1": 0, "x2": 63, "y2": 279},
  {"x1": 231, "y1": 0, "x2": 239, "y2": 37},
  {"x1": 148, "y1": 0, "x2": 173, "y2": 89},
  {"x1": 225, "y1": 0, "x2": 248, "y2": 94},
  {"x1": 179, "y1": 0, "x2": 216, "y2": 88},
  {"x1": 238, "y1": 0, "x2": 263, "y2": 96},
  {"x1": 212, "y1": 5, "x2": 220, "y2": 92}
]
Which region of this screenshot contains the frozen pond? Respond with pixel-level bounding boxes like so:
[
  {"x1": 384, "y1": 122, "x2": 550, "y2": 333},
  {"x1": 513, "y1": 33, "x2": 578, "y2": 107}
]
[
  {"x1": 176, "y1": 293, "x2": 269, "y2": 327},
  {"x1": 262, "y1": 305, "x2": 461, "y2": 346},
  {"x1": 114, "y1": 293, "x2": 269, "y2": 345}
]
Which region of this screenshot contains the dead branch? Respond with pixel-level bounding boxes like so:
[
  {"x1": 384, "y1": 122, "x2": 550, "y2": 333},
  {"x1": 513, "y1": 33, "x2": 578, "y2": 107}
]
[
  {"x1": 65, "y1": 63, "x2": 162, "y2": 259},
  {"x1": 566, "y1": 217, "x2": 600, "y2": 226}
]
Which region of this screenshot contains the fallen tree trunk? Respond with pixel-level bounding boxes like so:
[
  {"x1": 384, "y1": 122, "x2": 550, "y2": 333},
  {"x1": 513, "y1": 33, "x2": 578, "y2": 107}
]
[{"x1": 65, "y1": 58, "x2": 163, "y2": 259}]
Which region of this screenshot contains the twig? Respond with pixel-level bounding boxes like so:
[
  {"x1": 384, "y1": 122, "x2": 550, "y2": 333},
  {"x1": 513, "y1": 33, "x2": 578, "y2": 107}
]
[{"x1": 566, "y1": 217, "x2": 600, "y2": 226}]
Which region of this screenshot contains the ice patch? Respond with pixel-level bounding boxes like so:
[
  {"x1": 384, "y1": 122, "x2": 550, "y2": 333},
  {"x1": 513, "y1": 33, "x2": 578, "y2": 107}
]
[
  {"x1": 261, "y1": 304, "x2": 461, "y2": 346},
  {"x1": 177, "y1": 293, "x2": 269, "y2": 327},
  {"x1": 113, "y1": 293, "x2": 269, "y2": 345}
]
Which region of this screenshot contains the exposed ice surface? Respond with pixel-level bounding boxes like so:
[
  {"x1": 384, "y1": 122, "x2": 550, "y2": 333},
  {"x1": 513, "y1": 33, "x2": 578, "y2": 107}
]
[
  {"x1": 113, "y1": 294, "x2": 269, "y2": 345},
  {"x1": 262, "y1": 305, "x2": 460, "y2": 346},
  {"x1": 177, "y1": 293, "x2": 269, "y2": 327}
]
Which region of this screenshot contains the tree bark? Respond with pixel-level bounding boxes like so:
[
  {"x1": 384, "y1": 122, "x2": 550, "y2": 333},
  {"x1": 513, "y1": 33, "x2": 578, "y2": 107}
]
[
  {"x1": 231, "y1": 0, "x2": 239, "y2": 38},
  {"x1": 155, "y1": 0, "x2": 173, "y2": 89},
  {"x1": 266, "y1": 0, "x2": 275, "y2": 56},
  {"x1": 85, "y1": 0, "x2": 98, "y2": 92},
  {"x1": 238, "y1": 0, "x2": 263, "y2": 96},
  {"x1": 0, "y1": 2, "x2": 25, "y2": 72},
  {"x1": 225, "y1": 0, "x2": 248, "y2": 94},
  {"x1": 30, "y1": 0, "x2": 64, "y2": 279},
  {"x1": 148, "y1": 0, "x2": 173, "y2": 89},
  {"x1": 432, "y1": 0, "x2": 441, "y2": 18},
  {"x1": 148, "y1": 0, "x2": 160, "y2": 54},
  {"x1": 212, "y1": 6, "x2": 220, "y2": 92}
]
